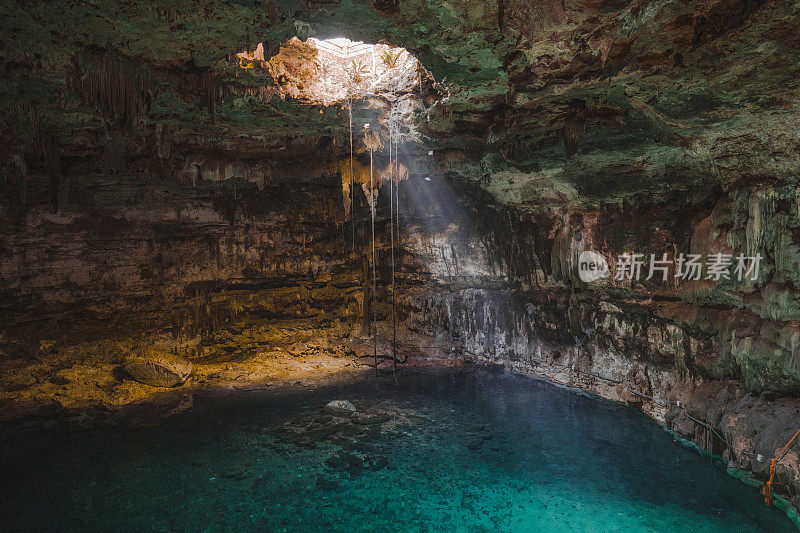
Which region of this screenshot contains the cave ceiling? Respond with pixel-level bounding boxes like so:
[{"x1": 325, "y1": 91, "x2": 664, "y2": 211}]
[{"x1": 1, "y1": 0, "x2": 798, "y2": 213}]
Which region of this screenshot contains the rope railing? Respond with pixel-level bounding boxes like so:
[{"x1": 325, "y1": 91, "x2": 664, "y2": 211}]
[
  {"x1": 762, "y1": 428, "x2": 800, "y2": 506},
  {"x1": 350, "y1": 343, "x2": 800, "y2": 500},
  {"x1": 569, "y1": 365, "x2": 759, "y2": 458},
  {"x1": 569, "y1": 363, "x2": 800, "y2": 509}
]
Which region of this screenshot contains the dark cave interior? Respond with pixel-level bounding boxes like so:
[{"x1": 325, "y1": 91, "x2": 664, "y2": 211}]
[{"x1": 0, "y1": 0, "x2": 799, "y2": 530}]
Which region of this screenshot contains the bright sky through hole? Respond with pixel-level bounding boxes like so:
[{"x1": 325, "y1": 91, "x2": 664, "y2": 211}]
[
  {"x1": 237, "y1": 37, "x2": 421, "y2": 105},
  {"x1": 309, "y1": 37, "x2": 374, "y2": 59}
]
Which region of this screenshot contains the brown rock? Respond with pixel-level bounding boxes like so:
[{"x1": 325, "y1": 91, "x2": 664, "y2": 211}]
[{"x1": 123, "y1": 351, "x2": 192, "y2": 387}]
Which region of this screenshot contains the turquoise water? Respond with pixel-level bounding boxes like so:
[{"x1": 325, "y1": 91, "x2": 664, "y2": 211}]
[{"x1": 0, "y1": 368, "x2": 796, "y2": 532}]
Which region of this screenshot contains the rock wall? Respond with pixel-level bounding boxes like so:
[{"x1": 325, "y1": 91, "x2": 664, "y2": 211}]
[
  {"x1": 397, "y1": 173, "x2": 800, "y2": 508},
  {"x1": 0, "y1": 153, "x2": 393, "y2": 407}
]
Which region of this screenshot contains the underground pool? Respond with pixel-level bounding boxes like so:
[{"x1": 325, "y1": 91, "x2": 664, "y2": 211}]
[{"x1": 0, "y1": 368, "x2": 795, "y2": 532}]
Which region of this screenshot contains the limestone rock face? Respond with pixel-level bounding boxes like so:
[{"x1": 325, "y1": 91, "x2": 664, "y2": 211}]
[{"x1": 123, "y1": 352, "x2": 192, "y2": 388}]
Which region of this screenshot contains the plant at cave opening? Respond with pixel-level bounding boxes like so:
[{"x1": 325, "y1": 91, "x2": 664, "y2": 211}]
[
  {"x1": 381, "y1": 50, "x2": 400, "y2": 69},
  {"x1": 348, "y1": 58, "x2": 370, "y2": 85}
]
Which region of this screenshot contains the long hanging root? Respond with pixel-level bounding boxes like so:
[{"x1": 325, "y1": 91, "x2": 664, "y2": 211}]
[
  {"x1": 369, "y1": 145, "x2": 377, "y2": 371},
  {"x1": 391, "y1": 136, "x2": 407, "y2": 367},
  {"x1": 390, "y1": 132, "x2": 397, "y2": 373},
  {"x1": 349, "y1": 99, "x2": 355, "y2": 252}
]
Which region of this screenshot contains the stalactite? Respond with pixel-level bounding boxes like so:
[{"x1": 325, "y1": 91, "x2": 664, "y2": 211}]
[
  {"x1": 360, "y1": 182, "x2": 377, "y2": 213},
  {"x1": 746, "y1": 187, "x2": 777, "y2": 258},
  {"x1": 45, "y1": 134, "x2": 60, "y2": 213},
  {"x1": 7, "y1": 153, "x2": 27, "y2": 207},
  {"x1": 200, "y1": 70, "x2": 222, "y2": 118},
  {"x1": 68, "y1": 48, "x2": 154, "y2": 129}
]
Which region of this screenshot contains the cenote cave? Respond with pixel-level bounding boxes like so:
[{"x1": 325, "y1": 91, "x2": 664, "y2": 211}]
[{"x1": 1, "y1": 1, "x2": 799, "y2": 531}]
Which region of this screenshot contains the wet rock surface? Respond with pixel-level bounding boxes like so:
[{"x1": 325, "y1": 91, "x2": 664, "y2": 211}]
[
  {"x1": 278, "y1": 400, "x2": 421, "y2": 487},
  {"x1": 282, "y1": 401, "x2": 399, "y2": 449},
  {"x1": 324, "y1": 399, "x2": 356, "y2": 417}
]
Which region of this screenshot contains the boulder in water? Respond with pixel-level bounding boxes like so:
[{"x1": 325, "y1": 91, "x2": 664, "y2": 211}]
[
  {"x1": 123, "y1": 351, "x2": 192, "y2": 387},
  {"x1": 324, "y1": 399, "x2": 356, "y2": 417}
]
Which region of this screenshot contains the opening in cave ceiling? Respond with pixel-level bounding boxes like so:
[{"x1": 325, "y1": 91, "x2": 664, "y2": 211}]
[
  {"x1": 235, "y1": 36, "x2": 445, "y2": 146},
  {"x1": 235, "y1": 36, "x2": 446, "y2": 221},
  {"x1": 237, "y1": 37, "x2": 424, "y2": 106}
]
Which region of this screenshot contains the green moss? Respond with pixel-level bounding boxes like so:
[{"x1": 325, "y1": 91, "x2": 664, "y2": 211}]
[{"x1": 151, "y1": 88, "x2": 196, "y2": 119}]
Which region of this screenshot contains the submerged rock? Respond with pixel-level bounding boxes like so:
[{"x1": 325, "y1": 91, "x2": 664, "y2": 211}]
[
  {"x1": 352, "y1": 412, "x2": 390, "y2": 425},
  {"x1": 324, "y1": 400, "x2": 356, "y2": 417},
  {"x1": 315, "y1": 475, "x2": 342, "y2": 491},
  {"x1": 365, "y1": 455, "x2": 390, "y2": 471},
  {"x1": 123, "y1": 351, "x2": 192, "y2": 387}
]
